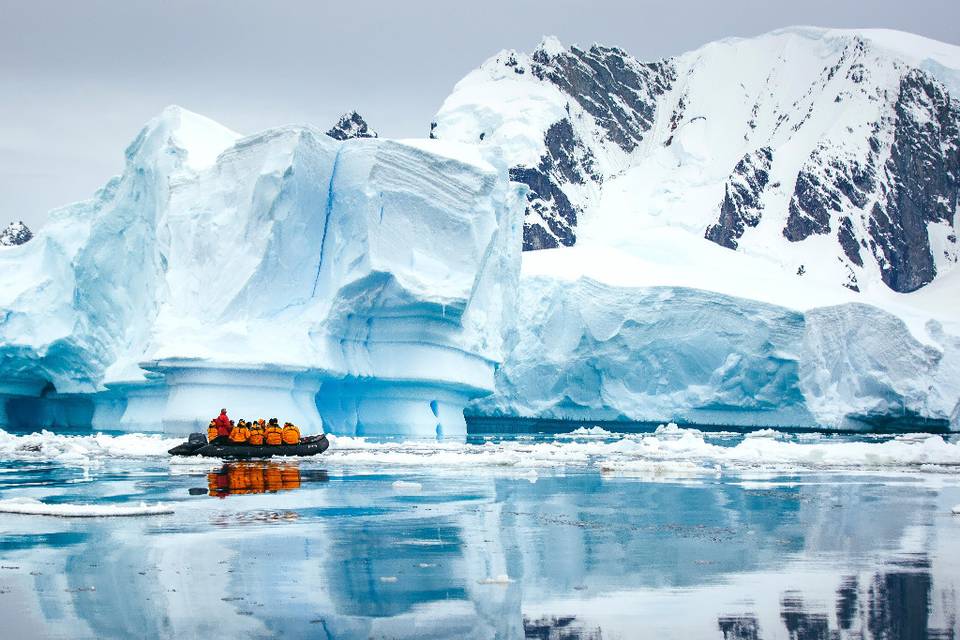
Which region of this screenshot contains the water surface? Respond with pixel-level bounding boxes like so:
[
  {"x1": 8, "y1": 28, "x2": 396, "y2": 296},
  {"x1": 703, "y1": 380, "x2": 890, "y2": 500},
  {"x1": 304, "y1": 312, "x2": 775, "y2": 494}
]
[{"x1": 0, "y1": 429, "x2": 958, "y2": 639}]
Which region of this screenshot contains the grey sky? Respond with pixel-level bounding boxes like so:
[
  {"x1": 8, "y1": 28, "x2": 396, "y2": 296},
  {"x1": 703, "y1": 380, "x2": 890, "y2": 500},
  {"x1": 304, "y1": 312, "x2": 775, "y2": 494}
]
[{"x1": 3, "y1": 0, "x2": 958, "y2": 230}]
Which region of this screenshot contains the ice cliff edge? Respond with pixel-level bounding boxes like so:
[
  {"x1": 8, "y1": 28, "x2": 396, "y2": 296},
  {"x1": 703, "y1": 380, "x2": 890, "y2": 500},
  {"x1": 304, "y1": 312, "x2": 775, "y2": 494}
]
[{"x1": 0, "y1": 106, "x2": 523, "y2": 437}]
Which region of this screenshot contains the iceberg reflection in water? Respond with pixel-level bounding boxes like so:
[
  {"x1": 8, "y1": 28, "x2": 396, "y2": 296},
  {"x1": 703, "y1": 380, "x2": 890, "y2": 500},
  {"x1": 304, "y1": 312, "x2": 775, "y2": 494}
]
[{"x1": 0, "y1": 429, "x2": 957, "y2": 639}]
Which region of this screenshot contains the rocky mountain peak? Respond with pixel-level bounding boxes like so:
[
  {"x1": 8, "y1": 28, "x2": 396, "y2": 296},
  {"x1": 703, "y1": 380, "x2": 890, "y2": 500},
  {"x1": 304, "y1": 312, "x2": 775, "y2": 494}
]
[
  {"x1": 433, "y1": 28, "x2": 960, "y2": 293},
  {"x1": 326, "y1": 111, "x2": 379, "y2": 140},
  {"x1": 0, "y1": 221, "x2": 33, "y2": 246}
]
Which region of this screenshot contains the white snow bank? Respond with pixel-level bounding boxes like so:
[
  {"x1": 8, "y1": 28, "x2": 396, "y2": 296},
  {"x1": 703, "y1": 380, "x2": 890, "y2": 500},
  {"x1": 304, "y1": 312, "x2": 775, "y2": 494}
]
[
  {"x1": 0, "y1": 497, "x2": 172, "y2": 517},
  {"x1": 0, "y1": 429, "x2": 178, "y2": 463}
]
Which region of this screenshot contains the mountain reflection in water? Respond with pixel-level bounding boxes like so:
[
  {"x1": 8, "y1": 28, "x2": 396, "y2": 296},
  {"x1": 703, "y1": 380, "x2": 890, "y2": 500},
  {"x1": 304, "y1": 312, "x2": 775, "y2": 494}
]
[{"x1": 718, "y1": 561, "x2": 956, "y2": 640}]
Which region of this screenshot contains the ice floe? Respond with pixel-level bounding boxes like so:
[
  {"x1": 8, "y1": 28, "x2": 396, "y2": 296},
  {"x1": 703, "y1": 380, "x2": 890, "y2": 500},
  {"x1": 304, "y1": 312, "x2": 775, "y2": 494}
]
[
  {"x1": 1, "y1": 427, "x2": 958, "y2": 475},
  {"x1": 0, "y1": 429, "x2": 179, "y2": 463},
  {"x1": 0, "y1": 497, "x2": 173, "y2": 517}
]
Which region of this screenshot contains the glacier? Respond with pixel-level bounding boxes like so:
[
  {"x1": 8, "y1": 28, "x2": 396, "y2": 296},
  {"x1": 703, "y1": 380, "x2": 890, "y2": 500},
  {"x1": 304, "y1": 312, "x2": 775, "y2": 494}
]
[
  {"x1": 434, "y1": 26, "x2": 960, "y2": 432},
  {"x1": 0, "y1": 106, "x2": 522, "y2": 437}
]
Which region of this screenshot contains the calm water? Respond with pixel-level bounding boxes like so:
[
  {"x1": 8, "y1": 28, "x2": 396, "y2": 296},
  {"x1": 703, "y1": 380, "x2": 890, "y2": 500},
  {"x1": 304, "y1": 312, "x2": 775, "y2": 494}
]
[{"x1": 0, "y1": 431, "x2": 958, "y2": 639}]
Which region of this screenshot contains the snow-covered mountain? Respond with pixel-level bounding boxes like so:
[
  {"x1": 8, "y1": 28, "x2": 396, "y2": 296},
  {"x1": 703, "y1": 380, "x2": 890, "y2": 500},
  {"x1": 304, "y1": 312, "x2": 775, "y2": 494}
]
[
  {"x1": 0, "y1": 221, "x2": 33, "y2": 246},
  {"x1": 433, "y1": 27, "x2": 960, "y2": 295},
  {"x1": 433, "y1": 27, "x2": 960, "y2": 430},
  {"x1": 326, "y1": 111, "x2": 379, "y2": 140}
]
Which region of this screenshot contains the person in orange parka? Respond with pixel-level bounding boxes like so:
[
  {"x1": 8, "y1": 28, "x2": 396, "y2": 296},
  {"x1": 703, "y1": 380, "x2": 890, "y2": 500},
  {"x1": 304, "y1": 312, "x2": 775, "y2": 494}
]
[{"x1": 212, "y1": 408, "x2": 232, "y2": 442}]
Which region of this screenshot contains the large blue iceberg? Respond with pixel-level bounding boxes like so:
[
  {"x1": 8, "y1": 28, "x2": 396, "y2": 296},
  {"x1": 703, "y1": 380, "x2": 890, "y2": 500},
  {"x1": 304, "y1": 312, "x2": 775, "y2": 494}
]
[{"x1": 0, "y1": 107, "x2": 522, "y2": 437}]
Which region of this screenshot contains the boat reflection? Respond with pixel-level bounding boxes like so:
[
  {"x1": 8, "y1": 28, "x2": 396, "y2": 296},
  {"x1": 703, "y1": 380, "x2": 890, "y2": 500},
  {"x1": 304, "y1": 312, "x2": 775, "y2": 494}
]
[{"x1": 202, "y1": 462, "x2": 328, "y2": 498}]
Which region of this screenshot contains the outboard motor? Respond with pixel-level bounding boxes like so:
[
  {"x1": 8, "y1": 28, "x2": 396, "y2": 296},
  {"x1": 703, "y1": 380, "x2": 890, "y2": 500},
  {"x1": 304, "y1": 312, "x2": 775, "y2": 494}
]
[{"x1": 168, "y1": 432, "x2": 210, "y2": 456}]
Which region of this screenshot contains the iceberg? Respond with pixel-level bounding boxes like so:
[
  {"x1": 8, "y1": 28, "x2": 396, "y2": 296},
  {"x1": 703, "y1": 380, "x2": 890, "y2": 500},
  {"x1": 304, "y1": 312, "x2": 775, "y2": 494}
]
[
  {"x1": 0, "y1": 106, "x2": 522, "y2": 437},
  {"x1": 468, "y1": 269, "x2": 960, "y2": 431},
  {"x1": 470, "y1": 277, "x2": 814, "y2": 427}
]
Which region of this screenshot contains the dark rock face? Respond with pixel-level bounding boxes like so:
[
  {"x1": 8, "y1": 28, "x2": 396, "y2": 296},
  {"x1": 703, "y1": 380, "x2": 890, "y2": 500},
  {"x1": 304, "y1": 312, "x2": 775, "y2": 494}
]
[
  {"x1": 837, "y1": 216, "x2": 863, "y2": 267},
  {"x1": 531, "y1": 44, "x2": 675, "y2": 153},
  {"x1": 0, "y1": 221, "x2": 33, "y2": 246},
  {"x1": 512, "y1": 43, "x2": 674, "y2": 249},
  {"x1": 510, "y1": 118, "x2": 598, "y2": 250},
  {"x1": 326, "y1": 111, "x2": 379, "y2": 141},
  {"x1": 783, "y1": 149, "x2": 877, "y2": 243},
  {"x1": 777, "y1": 68, "x2": 959, "y2": 293},
  {"x1": 784, "y1": 167, "x2": 840, "y2": 242},
  {"x1": 705, "y1": 147, "x2": 773, "y2": 249},
  {"x1": 868, "y1": 71, "x2": 960, "y2": 292}
]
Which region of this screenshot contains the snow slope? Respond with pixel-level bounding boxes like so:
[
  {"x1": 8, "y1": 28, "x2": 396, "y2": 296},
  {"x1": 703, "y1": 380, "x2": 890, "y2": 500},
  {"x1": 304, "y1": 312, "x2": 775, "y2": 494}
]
[
  {"x1": 434, "y1": 26, "x2": 960, "y2": 295},
  {"x1": 0, "y1": 106, "x2": 522, "y2": 436}
]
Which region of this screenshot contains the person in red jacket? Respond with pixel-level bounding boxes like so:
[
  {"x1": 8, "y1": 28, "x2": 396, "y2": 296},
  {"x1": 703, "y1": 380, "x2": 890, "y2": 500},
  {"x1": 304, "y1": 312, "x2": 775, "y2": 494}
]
[{"x1": 213, "y1": 408, "x2": 232, "y2": 442}]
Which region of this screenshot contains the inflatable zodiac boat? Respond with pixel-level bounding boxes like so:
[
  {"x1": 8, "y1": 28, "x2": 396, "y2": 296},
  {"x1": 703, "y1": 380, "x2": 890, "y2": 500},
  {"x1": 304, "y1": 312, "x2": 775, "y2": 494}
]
[{"x1": 169, "y1": 433, "x2": 330, "y2": 459}]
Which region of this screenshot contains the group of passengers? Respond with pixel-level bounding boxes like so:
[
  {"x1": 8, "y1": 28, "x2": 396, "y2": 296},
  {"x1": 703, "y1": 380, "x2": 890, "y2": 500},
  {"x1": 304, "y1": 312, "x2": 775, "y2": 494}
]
[{"x1": 208, "y1": 408, "x2": 301, "y2": 446}]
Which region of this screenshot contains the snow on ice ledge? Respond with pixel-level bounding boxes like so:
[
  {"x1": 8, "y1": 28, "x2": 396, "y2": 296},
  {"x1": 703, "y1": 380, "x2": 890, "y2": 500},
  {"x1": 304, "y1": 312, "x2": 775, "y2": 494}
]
[{"x1": 0, "y1": 106, "x2": 523, "y2": 437}]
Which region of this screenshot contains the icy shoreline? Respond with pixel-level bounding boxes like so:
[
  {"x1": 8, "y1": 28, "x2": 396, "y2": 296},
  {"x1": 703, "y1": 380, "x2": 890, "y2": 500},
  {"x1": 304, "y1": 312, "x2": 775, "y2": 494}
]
[{"x1": 1, "y1": 426, "x2": 957, "y2": 476}]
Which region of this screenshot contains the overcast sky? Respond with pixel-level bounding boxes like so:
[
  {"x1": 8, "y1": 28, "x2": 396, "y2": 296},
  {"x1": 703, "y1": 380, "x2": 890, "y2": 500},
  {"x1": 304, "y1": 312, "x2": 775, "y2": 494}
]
[{"x1": 3, "y1": 0, "x2": 958, "y2": 229}]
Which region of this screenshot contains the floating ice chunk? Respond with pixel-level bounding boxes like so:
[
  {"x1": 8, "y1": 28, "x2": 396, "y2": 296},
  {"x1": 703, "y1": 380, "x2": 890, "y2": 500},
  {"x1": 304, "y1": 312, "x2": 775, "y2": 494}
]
[
  {"x1": 513, "y1": 469, "x2": 539, "y2": 483},
  {"x1": 560, "y1": 426, "x2": 614, "y2": 437},
  {"x1": 378, "y1": 576, "x2": 398, "y2": 583},
  {"x1": 391, "y1": 480, "x2": 423, "y2": 493},
  {"x1": 0, "y1": 497, "x2": 173, "y2": 517},
  {"x1": 477, "y1": 574, "x2": 513, "y2": 585},
  {"x1": 743, "y1": 428, "x2": 781, "y2": 439},
  {"x1": 653, "y1": 423, "x2": 709, "y2": 439},
  {"x1": 952, "y1": 504, "x2": 960, "y2": 515},
  {"x1": 598, "y1": 459, "x2": 719, "y2": 480},
  {"x1": 470, "y1": 274, "x2": 960, "y2": 432},
  {"x1": 654, "y1": 423, "x2": 684, "y2": 434}
]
